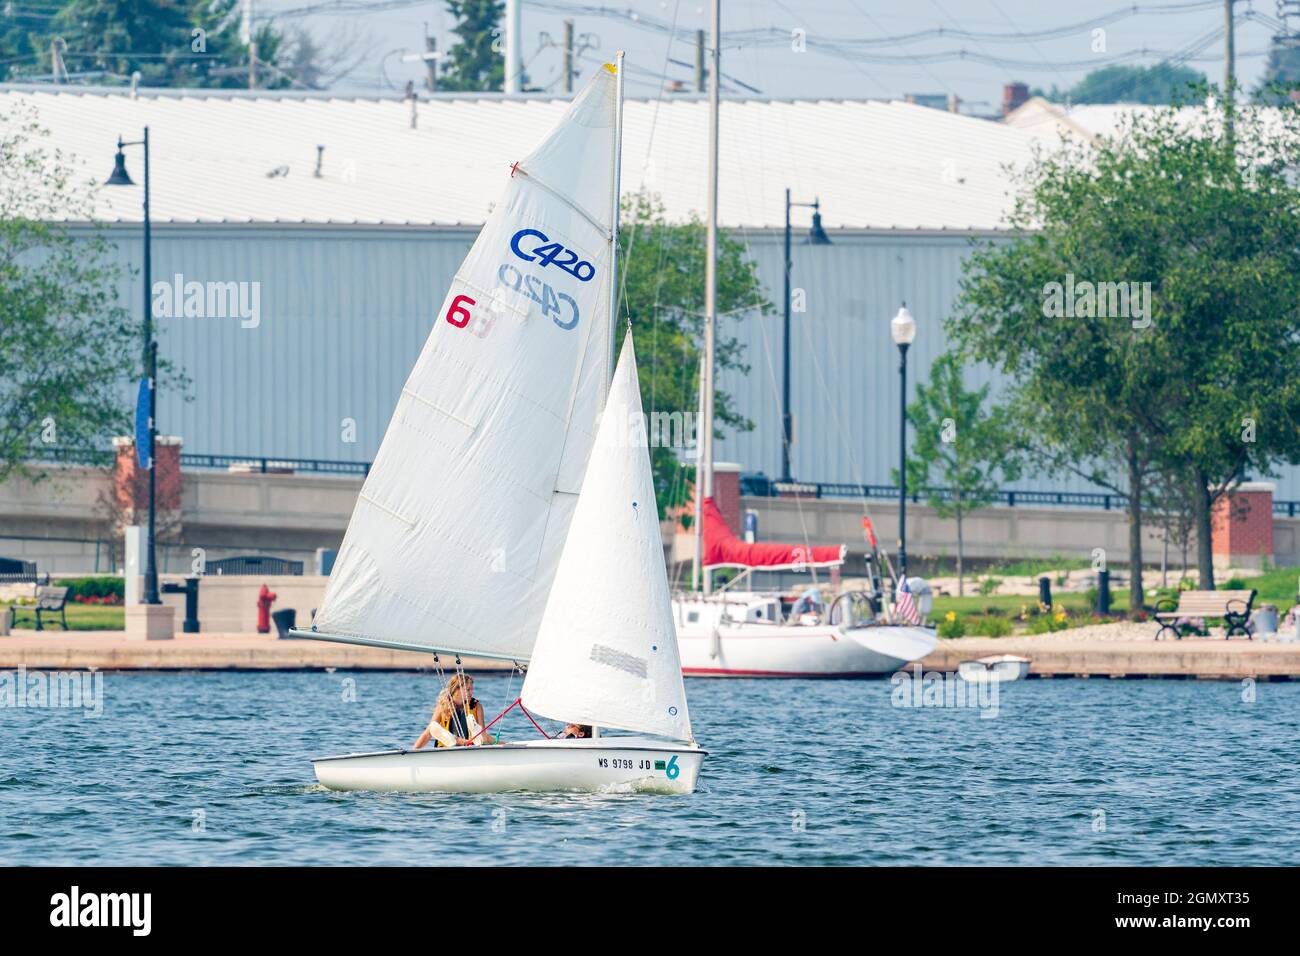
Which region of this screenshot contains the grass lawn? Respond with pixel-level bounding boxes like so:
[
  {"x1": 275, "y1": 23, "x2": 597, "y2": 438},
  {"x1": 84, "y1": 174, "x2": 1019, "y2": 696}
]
[
  {"x1": 6, "y1": 603, "x2": 125, "y2": 631},
  {"x1": 1221, "y1": 566, "x2": 1299, "y2": 606},
  {"x1": 931, "y1": 590, "x2": 1128, "y2": 620},
  {"x1": 932, "y1": 566, "x2": 1300, "y2": 636}
]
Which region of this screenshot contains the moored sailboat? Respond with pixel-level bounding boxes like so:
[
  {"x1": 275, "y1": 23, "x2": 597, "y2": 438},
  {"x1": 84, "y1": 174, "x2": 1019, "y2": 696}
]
[{"x1": 671, "y1": 7, "x2": 936, "y2": 678}]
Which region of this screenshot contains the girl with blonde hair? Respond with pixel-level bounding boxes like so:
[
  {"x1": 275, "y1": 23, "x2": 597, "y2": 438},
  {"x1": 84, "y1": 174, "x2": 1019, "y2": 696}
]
[{"x1": 412, "y1": 673, "x2": 492, "y2": 748}]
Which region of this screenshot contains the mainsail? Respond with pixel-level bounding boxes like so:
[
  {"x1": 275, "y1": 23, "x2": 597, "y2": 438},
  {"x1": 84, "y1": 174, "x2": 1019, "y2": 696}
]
[
  {"x1": 521, "y1": 335, "x2": 693, "y2": 741},
  {"x1": 311, "y1": 66, "x2": 621, "y2": 661}
]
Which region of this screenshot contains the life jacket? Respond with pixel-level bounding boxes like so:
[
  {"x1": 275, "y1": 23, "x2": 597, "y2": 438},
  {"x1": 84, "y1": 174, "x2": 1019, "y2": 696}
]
[{"x1": 435, "y1": 696, "x2": 480, "y2": 747}]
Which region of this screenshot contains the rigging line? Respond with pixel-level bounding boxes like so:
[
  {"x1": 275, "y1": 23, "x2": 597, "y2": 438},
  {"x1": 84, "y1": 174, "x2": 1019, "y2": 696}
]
[
  {"x1": 720, "y1": 212, "x2": 821, "y2": 564},
  {"x1": 618, "y1": 0, "x2": 682, "y2": 334},
  {"x1": 740, "y1": 260, "x2": 822, "y2": 570},
  {"x1": 793, "y1": 274, "x2": 880, "y2": 530}
]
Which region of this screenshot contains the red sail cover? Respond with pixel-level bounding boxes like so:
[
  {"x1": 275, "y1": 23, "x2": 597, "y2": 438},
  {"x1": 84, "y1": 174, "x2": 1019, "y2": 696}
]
[{"x1": 701, "y1": 496, "x2": 845, "y2": 571}]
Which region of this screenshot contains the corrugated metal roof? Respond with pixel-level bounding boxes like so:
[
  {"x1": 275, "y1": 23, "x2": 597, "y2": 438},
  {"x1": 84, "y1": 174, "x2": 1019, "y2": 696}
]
[{"x1": 2, "y1": 85, "x2": 1037, "y2": 229}]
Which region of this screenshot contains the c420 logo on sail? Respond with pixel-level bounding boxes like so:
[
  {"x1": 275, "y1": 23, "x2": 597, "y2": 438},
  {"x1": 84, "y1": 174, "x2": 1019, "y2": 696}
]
[{"x1": 509, "y1": 228, "x2": 597, "y2": 282}]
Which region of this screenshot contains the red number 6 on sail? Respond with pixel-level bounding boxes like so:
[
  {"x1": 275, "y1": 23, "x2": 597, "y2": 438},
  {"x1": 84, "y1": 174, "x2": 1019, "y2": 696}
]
[{"x1": 445, "y1": 294, "x2": 476, "y2": 328}]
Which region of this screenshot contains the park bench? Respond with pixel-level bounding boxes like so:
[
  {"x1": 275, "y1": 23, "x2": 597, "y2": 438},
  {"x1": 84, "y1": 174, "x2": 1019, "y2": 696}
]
[
  {"x1": 11, "y1": 585, "x2": 70, "y2": 632},
  {"x1": 1154, "y1": 589, "x2": 1255, "y2": 640}
]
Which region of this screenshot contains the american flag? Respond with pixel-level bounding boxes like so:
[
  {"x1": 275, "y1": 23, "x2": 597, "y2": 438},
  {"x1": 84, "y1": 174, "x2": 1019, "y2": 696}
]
[{"x1": 894, "y1": 577, "x2": 922, "y2": 625}]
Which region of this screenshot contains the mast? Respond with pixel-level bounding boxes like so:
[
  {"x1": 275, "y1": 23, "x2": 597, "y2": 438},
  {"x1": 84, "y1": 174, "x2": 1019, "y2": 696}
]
[
  {"x1": 695, "y1": 0, "x2": 720, "y2": 595},
  {"x1": 607, "y1": 51, "x2": 625, "y2": 399}
]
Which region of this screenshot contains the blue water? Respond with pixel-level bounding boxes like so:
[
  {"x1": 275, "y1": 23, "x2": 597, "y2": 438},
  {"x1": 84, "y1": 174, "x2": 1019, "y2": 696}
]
[{"x1": 1, "y1": 671, "x2": 1297, "y2": 865}]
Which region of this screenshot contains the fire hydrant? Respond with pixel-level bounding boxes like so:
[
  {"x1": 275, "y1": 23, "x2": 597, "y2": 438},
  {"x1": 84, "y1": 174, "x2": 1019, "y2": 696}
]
[{"x1": 256, "y1": 584, "x2": 277, "y2": 634}]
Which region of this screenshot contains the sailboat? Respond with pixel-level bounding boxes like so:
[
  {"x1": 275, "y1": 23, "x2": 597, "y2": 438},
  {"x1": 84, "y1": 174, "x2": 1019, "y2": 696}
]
[
  {"x1": 293, "y1": 58, "x2": 705, "y2": 794},
  {"x1": 670, "y1": 4, "x2": 936, "y2": 678},
  {"x1": 673, "y1": 506, "x2": 937, "y2": 677}
]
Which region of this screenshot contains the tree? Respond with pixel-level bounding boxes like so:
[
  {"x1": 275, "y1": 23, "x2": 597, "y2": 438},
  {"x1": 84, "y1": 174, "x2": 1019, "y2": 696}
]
[
  {"x1": 896, "y1": 353, "x2": 1022, "y2": 596},
  {"x1": 3, "y1": 0, "x2": 300, "y2": 88},
  {"x1": 439, "y1": 0, "x2": 512, "y2": 92},
  {"x1": 1033, "y1": 63, "x2": 1206, "y2": 105},
  {"x1": 0, "y1": 104, "x2": 140, "y2": 482},
  {"x1": 952, "y1": 91, "x2": 1300, "y2": 596},
  {"x1": 618, "y1": 192, "x2": 769, "y2": 517},
  {"x1": 1255, "y1": 43, "x2": 1300, "y2": 103}
]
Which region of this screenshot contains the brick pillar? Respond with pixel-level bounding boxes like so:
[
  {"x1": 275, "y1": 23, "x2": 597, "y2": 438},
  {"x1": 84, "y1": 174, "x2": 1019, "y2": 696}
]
[
  {"x1": 1211, "y1": 481, "x2": 1274, "y2": 570},
  {"x1": 673, "y1": 461, "x2": 743, "y2": 535},
  {"x1": 713, "y1": 462, "x2": 742, "y2": 535},
  {"x1": 112, "y1": 435, "x2": 183, "y2": 534}
]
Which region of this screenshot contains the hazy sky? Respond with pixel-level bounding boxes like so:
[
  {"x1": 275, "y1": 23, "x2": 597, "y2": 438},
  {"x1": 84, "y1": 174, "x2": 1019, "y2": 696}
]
[{"x1": 262, "y1": 0, "x2": 1275, "y2": 107}]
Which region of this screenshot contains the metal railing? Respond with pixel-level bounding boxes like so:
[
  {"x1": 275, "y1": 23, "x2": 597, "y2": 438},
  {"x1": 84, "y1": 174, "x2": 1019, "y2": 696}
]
[
  {"x1": 26, "y1": 450, "x2": 1300, "y2": 514},
  {"x1": 26, "y1": 447, "x2": 370, "y2": 476},
  {"x1": 740, "y1": 476, "x2": 1300, "y2": 516}
]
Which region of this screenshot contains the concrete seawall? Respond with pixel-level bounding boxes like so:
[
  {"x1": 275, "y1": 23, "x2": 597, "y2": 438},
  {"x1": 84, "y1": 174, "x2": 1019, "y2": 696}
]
[
  {"x1": 919, "y1": 636, "x2": 1300, "y2": 679},
  {"x1": 0, "y1": 632, "x2": 513, "y2": 672},
  {"x1": 2, "y1": 630, "x2": 1299, "y2": 678}
]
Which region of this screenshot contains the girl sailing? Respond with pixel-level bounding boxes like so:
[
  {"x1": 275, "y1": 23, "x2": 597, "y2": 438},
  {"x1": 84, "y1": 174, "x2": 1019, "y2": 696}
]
[{"x1": 412, "y1": 674, "x2": 491, "y2": 748}]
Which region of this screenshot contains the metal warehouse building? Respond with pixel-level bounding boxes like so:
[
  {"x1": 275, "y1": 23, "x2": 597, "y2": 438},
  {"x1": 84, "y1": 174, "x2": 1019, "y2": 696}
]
[{"x1": 9, "y1": 83, "x2": 1297, "y2": 498}]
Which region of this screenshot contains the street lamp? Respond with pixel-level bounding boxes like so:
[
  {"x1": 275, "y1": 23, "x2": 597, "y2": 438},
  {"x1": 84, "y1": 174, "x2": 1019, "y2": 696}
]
[
  {"x1": 781, "y1": 189, "x2": 831, "y2": 482},
  {"x1": 890, "y1": 303, "x2": 916, "y2": 579},
  {"x1": 106, "y1": 129, "x2": 159, "y2": 606}
]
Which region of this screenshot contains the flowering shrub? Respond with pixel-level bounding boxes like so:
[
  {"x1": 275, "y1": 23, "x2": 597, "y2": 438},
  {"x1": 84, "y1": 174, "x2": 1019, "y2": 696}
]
[
  {"x1": 72, "y1": 594, "x2": 122, "y2": 606},
  {"x1": 970, "y1": 615, "x2": 1013, "y2": 637},
  {"x1": 56, "y1": 577, "x2": 124, "y2": 603},
  {"x1": 937, "y1": 610, "x2": 966, "y2": 639}
]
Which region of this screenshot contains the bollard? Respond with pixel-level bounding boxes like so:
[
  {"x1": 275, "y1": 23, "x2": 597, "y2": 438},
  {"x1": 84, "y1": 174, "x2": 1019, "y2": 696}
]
[
  {"x1": 1038, "y1": 576, "x2": 1052, "y2": 609},
  {"x1": 271, "y1": 608, "x2": 296, "y2": 640},
  {"x1": 1096, "y1": 569, "x2": 1110, "y2": 615},
  {"x1": 161, "y1": 576, "x2": 201, "y2": 633}
]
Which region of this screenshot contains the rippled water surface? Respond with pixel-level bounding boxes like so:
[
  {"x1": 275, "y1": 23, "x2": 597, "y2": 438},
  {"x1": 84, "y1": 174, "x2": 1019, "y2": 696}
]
[{"x1": 2, "y1": 671, "x2": 1296, "y2": 865}]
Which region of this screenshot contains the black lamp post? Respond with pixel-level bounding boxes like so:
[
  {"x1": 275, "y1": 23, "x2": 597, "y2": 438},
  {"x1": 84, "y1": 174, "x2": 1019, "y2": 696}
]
[
  {"x1": 781, "y1": 189, "x2": 831, "y2": 483},
  {"x1": 106, "y1": 129, "x2": 159, "y2": 606},
  {"x1": 890, "y1": 303, "x2": 916, "y2": 578}
]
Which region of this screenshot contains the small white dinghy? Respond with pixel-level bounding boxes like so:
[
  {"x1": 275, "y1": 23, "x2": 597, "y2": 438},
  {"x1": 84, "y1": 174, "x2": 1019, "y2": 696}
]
[
  {"x1": 314, "y1": 738, "x2": 704, "y2": 795},
  {"x1": 292, "y1": 60, "x2": 706, "y2": 794},
  {"x1": 957, "y1": 654, "x2": 1031, "y2": 683}
]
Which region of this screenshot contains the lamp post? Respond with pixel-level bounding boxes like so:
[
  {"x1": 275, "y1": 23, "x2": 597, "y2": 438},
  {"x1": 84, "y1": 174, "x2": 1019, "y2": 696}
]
[
  {"x1": 106, "y1": 129, "x2": 159, "y2": 606},
  {"x1": 890, "y1": 303, "x2": 916, "y2": 579},
  {"x1": 781, "y1": 190, "x2": 831, "y2": 482}
]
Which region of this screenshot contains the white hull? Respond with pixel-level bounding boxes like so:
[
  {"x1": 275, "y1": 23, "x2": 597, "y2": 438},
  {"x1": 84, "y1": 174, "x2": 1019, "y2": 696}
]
[
  {"x1": 314, "y1": 737, "x2": 706, "y2": 794},
  {"x1": 676, "y1": 620, "x2": 936, "y2": 677}
]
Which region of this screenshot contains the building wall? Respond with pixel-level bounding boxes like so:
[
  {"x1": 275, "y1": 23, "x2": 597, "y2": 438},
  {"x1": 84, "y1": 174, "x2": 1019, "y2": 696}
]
[{"x1": 93, "y1": 223, "x2": 1300, "y2": 500}]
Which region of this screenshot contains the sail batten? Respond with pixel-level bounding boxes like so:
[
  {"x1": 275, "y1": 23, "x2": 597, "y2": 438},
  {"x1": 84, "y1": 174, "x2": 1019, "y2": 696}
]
[{"x1": 312, "y1": 68, "x2": 619, "y2": 661}]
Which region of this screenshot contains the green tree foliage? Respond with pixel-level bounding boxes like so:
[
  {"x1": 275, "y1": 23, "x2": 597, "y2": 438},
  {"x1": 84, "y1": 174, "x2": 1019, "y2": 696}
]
[
  {"x1": 896, "y1": 353, "x2": 1022, "y2": 596},
  {"x1": 951, "y1": 92, "x2": 1300, "y2": 595},
  {"x1": 1034, "y1": 63, "x2": 1206, "y2": 105},
  {"x1": 0, "y1": 105, "x2": 140, "y2": 481},
  {"x1": 1255, "y1": 43, "x2": 1300, "y2": 104},
  {"x1": 0, "y1": 0, "x2": 297, "y2": 88},
  {"x1": 619, "y1": 192, "x2": 769, "y2": 517},
  {"x1": 439, "y1": 0, "x2": 509, "y2": 92}
]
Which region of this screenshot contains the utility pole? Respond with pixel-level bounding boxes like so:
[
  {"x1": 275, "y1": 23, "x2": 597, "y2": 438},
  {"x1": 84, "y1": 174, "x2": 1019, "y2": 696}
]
[
  {"x1": 50, "y1": 37, "x2": 66, "y2": 83},
  {"x1": 1224, "y1": 0, "x2": 1235, "y2": 98},
  {"x1": 425, "y1": 30, "x2": 438, "y2": 92},
  {"x1": 242, "y1": 0, "x2": 257, "y2": 90},
  {"x1": 695, "y1": 29, "x2": 705, "y2": 92},
  {"x1": 505, "y1": 0, "x2": 522, "y2": 94},
  {"x1": 563, "y1": 18, "x2": 574, "y2": 94}
]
